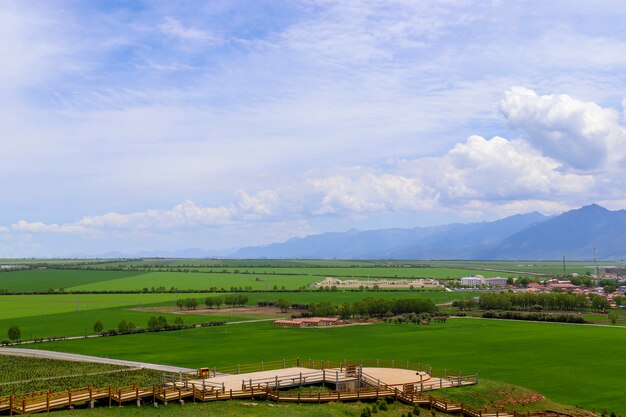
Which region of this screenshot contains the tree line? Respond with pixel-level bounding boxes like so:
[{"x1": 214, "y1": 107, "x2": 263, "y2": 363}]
[{"x1": 307, "y1": 297, "x2": 437, "y2": 319}]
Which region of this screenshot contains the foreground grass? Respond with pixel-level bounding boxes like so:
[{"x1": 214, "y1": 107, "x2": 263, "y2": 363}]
[
  {"x1": 48, "y1": 399, "x2": 426, "y2": 417},
  {"x1": 436, "y1": 380, "x2": 593, "y2": 415},
  {"x1": 31, "y1": 319, "x2": 626, "y2": 413}
]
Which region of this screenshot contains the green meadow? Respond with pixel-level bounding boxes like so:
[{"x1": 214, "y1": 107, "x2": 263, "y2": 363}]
[
  {"x1": 0, "y1": 291, "x2": 472, "y2": 339},
  {"x1": 31, "y1": 318, "x2": 626, "y2": 414}
]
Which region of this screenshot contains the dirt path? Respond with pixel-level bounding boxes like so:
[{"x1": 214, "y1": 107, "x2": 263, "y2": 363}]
[{"x1": 0, "y1": 348, "x2": 194, "y2": 373}]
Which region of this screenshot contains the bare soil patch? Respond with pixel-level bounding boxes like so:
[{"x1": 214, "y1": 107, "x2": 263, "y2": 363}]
[{"x1": 131, "y1": 305, "x2": 286, "y2": 316}]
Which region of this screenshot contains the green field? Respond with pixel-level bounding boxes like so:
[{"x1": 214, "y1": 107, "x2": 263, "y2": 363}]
[
  {"x1": 30, "y1": 318, "x2": 626, "y2": 414},
  {"x1": 0, "y1": 291, "x2": 473, "y2": 339},
  {"x1": 1, "y1": 261, "x2": 623, "y2": 415},
  {"x1": 0, "y1": 270, "x2": 147, "y2": 292}
]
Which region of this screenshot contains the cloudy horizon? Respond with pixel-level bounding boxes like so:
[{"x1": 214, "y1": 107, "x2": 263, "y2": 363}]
[{"x1": 2, "y1": 1, "x2": 626, "y2": 257}]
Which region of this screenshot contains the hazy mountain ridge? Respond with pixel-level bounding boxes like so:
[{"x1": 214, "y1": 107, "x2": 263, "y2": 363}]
[{"x1": 233, "y1": 205, "x2": 626, "y2": 260}]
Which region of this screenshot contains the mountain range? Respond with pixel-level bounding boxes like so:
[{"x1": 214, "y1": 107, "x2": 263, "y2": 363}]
[{"x1": 232, "y1": 204, "x2": 626, "y2": 260}]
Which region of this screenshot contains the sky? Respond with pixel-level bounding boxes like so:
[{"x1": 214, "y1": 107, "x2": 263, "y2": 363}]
[{"x1": 1, "y1": 0, "x2": 626, "y2": 257}]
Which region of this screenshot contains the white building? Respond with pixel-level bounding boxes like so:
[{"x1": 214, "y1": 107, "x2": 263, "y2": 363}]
[
  {"x1": 460, "y1": 275, "x2": 485, "y2": 287},
  {"x1": 484, "y1": 277, "x2": 508, "y2": 288}
]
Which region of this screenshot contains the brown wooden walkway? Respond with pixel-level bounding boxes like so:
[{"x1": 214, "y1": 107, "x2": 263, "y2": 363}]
[{"x1": 0, "y1": 359, "x2": 549, "y2": 417}]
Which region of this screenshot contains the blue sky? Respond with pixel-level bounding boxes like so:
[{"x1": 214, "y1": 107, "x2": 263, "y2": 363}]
[{"x1": 2, "y1": 0, "x2": 626, "y2": 256}]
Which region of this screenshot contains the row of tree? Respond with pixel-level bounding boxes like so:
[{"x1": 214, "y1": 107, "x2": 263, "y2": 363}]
[
  {"x1": 307, "y1": 297, "x2": 437, "y2": 319},
  {"x1": 476, "y1": 292, "x2": 611, "y2": 312}
]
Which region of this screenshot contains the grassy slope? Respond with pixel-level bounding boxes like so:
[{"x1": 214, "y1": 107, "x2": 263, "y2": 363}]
[
  {"x1": 48, "y1": 400, "x2": 420, "y2": 417},
  {"x1": 31, "y1": 319, "x2": 626, "y2": 413}
]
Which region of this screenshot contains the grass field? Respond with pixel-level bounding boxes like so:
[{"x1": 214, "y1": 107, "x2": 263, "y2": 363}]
[
  {"x1": 0, "y1": 270, "x2": 147, "y2": 292},
  {"x1": 30, "y1": 318, "x2": 626, "y2": 414},
  {"x1": 0, "y1": 291, "x2": 473, "y2": 339}
]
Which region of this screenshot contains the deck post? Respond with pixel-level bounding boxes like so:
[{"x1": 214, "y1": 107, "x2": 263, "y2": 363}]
[
  {"x1": 222, "y1": 383, "x2": 225, "y2": 393},
  {"x1": 439, "y1": 379, "x2": 442, "y2": 389},
  {"x1": 214, "y1": 366, "x2": 217, "y2": 377},
  {"x1": 458, "y1": 372, "x2": 461, "y2": 386},
  {"x1": 275, "y1": 376, "x2": 279, "y2": 388},
  {"x1": 322, "y1": 369, "x2": 326, "y2": 383},
  {"x1": 230, "y1": 389, "x2": 233, "y2": 399},
  {"x1": 299, "y1": 372, "x2": 302, "y2": 387},
  {"x1": 336, "y1": 371, "x2": 339, "y2": 387}
]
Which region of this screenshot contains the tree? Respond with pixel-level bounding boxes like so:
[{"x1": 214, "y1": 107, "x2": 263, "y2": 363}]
[
  {"x1": 173, "y1": 317, "x2": 184, "y2": 328},
  {"x1": 608, "y1": 310, "x2": 619, "y2": 326},
  {"x1": 276, "y1": 299, "x2": 290, "y2": 313},
  {"x1": 147, "y1": 316, "x2": 160, "y2": 331},
  {"x1": 8, "y1": 325, "x2": 21, "y2": 341},
  {"x1": 118, "y1": 320, "x2": 130, "y2": 333},
  {"x1": 93, "y1": 320, "x2": 104, "y2": 333}
]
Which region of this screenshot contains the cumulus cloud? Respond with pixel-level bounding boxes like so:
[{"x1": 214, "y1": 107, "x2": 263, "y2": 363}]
[
  {"x1": 500, "y1": 86, "x2": 626, "y2": 170},
  {"x1": 309, "y1": 174, "x2": 435, "y2": 215},
  {"x1": 4, "y1": 86, "x2": 623, "y2": 247},
  {"x1": 410, "y1": 135, "x2": 594, "y2": 204}
]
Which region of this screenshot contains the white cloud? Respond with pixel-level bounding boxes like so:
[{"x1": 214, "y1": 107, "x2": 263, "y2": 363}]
[
  {"x1": 500, "y1": 86, "x2": 626, "y2": 170},
  {"x1": 309, "y1": 174, "x2": 434, "y2": 215},
  {"x1": 0, "y1": 226, "x2": 8, "y2": 233},
  {"x1": 158, "y1": 16, "x2": 221, "y2": 44}
]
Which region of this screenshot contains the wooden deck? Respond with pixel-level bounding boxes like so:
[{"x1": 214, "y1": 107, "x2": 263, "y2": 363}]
[{"x1": 0, "y1": 360, "x2": 540, "y2": 417}]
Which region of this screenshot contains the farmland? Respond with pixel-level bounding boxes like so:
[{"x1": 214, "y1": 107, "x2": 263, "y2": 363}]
[
  {"x1": 0, "y1": 261, "x2": 624, "y2": 415},
  {"x1": 0, "y1": 291, "x2": 473, "y2": 339},
  {"x1": 28, "y1": 318, "x2": 626, "y2": 414},
  {"x1": 0, "y1": 356, "x2": 160, "y2": 395}
]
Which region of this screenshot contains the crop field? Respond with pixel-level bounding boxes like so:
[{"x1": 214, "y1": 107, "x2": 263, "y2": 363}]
[
  {"x1": 0, "y1": 270, "x2": 148, "y2": 292},
  {"x1": 426, "y1": 260, "x2": 612, "y2": 275},
  {"x1": 30, "y1": 318, "x2": 626, "y2": 414},
  {"x1": 0, "y1": 356, "x2": 161, "y2": 395}
]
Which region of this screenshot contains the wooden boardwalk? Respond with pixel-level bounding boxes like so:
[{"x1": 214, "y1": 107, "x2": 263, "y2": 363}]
[{"x1": 0, "y1": 359, "x2": 547, "y2": 417}]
